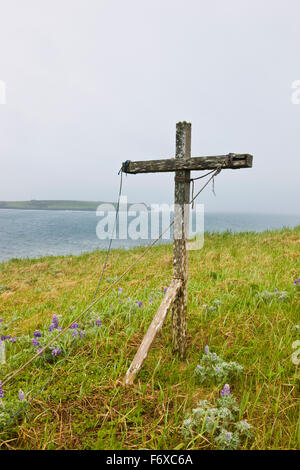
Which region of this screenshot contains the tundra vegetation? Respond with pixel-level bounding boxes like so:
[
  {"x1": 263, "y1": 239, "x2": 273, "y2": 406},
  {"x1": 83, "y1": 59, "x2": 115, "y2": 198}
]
[{"x1": 0, "y1": 227, "x2": 299, "y2": 450}]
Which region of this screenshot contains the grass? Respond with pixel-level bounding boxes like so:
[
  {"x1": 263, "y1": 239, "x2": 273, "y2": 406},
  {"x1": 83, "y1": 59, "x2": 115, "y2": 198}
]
[{"x1": 0, "y1": 227, "x2": 299, "y2": 450}]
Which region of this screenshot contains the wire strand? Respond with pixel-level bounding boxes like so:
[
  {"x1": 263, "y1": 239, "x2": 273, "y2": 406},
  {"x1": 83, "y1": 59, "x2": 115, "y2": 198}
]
[{"x1": 3, "y1": 163, "x2": 224, "y2": 391}]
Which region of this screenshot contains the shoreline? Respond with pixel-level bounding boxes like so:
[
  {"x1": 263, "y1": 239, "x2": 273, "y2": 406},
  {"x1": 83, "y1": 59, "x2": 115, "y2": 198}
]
[{"x1": 1, "y1": 226, "x2": 299, "y2": 265}]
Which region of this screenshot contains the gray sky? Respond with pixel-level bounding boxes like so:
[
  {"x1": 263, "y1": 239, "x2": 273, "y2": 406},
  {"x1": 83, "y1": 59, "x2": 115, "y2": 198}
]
[{"x1": 0, "y1": 0, "x2": 299, "y2": 214}]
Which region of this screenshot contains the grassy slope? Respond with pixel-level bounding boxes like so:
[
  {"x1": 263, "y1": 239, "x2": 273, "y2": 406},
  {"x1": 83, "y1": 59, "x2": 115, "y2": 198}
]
[{"x1": 0, "y1": 227, "x2": 299, "y2": 450}]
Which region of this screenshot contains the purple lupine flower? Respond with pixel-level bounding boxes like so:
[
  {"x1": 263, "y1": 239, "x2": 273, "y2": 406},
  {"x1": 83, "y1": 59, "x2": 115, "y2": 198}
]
[
  {"x1": 32, "y1": 338, "x2": 40, "y2": 347},
  {"x1": 80, "y1": 330, "x2": 85, "y2": 339},
  {"x1": 275, "y1": 288, "x2": 278, "y2": 292},
  {"x1": 1, "y1": 335, "x2": 10, "y2": 341},
  {"x1": 149, "y1": 298, "x2": 153, "y2": 304},
  {"x1": 70, "y1": 323, "x2": 79, "y2": 329},
  {"x1": 163, "y1": 286, "x2": 167, "y2": 294},
  {"x1": 0, "y1": 318, "x2": 3, "y2": 322},
  {"x1": 226, "y1": 432, "x2": 232, "y2": 441},
  {"x1": 0, "y1": 380, "x2": 4, "y2": 398},
  {"x1": 294, "y1": 279, "x2": 300, "y2": 292},
  {"x1": 51, "y1": 347, "x2": 62, "y2": 357},
  {"x1": 51, "y1": 315, "x2": 59, "y2": 329},
  {"x1": 33, "y1": 330, "x2": 42, "y2": 338},
  {"x1": 72, "y1": 330, "x2": 78, "y2": 338},
  {"x1": 135, "y1": 301, "x2": 143, "y2": 308},
  {"x1": 9, "y1": 337, "x2": 17, "y2": 343},
  {"x1": 204, "y1": 345, "x2": 209, "y2": 354},
  {"x1": 118, "y1": 287, "x2": 123, "y2": 294},
  {"x1": 18, "y1": 390, "x2": 25, "y2": 401},
  {"x1": 220, "y1": 384, "x2": 231, "y2": 396},
  {"x1": 37, "y1": 348, "x2": 43, "y2": 356},
  {"x1": 48, "y1": 324, "x2": 55, "y2": 332},
  {"x1": 95, "y1": 319, "x2": 102, "y2": 326}
]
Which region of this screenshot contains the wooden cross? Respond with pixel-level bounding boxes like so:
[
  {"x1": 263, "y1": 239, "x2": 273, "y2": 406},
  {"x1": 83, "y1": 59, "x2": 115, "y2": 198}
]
[{"x1": 123, "y1": 121, "x2": 253, "y2": 385}]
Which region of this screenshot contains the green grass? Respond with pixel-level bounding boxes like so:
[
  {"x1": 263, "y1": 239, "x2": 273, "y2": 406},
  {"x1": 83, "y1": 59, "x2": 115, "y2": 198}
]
[{"x1": 0, "y1": 227, "x2": 299, "y2": 450}]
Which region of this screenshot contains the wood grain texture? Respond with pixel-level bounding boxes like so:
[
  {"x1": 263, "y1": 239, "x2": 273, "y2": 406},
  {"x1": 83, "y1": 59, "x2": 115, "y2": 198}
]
[
  {"x1": 122, "y1": 154, "x2": 253, "y2": 174},
  {"x1": 123, "y1": 279, "x2": 182, "y2": 385},
  {"x1": 172, "y1": 122, "x2": 191, "y2": 359}
]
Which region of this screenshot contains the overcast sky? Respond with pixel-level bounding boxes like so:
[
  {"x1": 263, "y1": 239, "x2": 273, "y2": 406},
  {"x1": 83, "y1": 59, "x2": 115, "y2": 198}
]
[{"x1": 0, "y1": 0, "x2": 299, "y2": 214}]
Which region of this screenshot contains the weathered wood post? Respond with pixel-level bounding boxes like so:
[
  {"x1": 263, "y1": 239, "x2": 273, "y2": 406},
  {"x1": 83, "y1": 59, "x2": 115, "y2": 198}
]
[
  {"x1": 121, "y1": 123, "x2": 253, "y2": 384},
  {"x1": 172, "y1": 121, "x2": 191, "y2": 359}
]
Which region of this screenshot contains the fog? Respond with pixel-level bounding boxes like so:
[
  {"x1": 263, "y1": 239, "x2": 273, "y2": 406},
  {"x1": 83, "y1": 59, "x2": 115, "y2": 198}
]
[{"x1": 0, "y1": 0, "x2": 299, "y2": 214}]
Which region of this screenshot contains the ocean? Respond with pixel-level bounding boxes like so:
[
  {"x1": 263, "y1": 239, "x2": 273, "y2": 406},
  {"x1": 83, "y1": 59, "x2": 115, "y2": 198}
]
[{"x1": 0, "y1": 209, "x2": 299, "y2": 263}]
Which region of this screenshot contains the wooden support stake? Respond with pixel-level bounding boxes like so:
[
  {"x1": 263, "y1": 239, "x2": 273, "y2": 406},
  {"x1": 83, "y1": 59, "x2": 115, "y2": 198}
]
[
  {"x1": 172, "y1": 121, "x2": 191, "y2": 359},
  {"x1": 124, "y1": 279, "x2": 182, "y2": 385}
]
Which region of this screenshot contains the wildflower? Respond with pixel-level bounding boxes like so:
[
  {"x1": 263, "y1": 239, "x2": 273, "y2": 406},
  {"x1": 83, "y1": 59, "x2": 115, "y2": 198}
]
[
  {"x1": 32, "y1": 338, "x2": 40, "y2": 347},
  {"x1": 80, "y1": 330, "x2": 85, "y2": 339},
  {"x1": 220, "y1": 384, "x2": 231, "y2": 396},
  {"x1": 33, "y1": 330, "x2": 42, "y2": 338},
  {"x1": 226, "y1": 431, "x2": 232, "y2": 441},
  {"x1": 51, "y1": 315, "x2": 59, "y2": 329},
  {"x1": 51, "y1": 348, "x2": 62, "y2": 357},
  {"x1": 274, "y1": 288, "x2": 278, "y2": 292},
  {"x1": 48, "y1": 324, "x2": 55, "y2": 332},
  {"x1": 235, "y1": 420, "x2": 253, "y2": 438},
  {"x1": 9, "y1": 337, "x2": 17, "y2": 343},
  {"x1": 37, "y1": 348, "x2": 43, "y2": 356},
  {"x1": 72, "y1": 330, "x2": 78, "y2": 338},
  {"x1": 95, "y1": 319, "x2": 102, "y2": 326},
  {"x1": 118, "y1": 287, "x2": 123, "y2": 294},
  {"x1": 1, "y1": 335, "x2": 10, "y2": 341},
  {"x1": 204, "y1": 345, "x2": 210, "y2": 354},
  {"x1": 0, "y1": 318, "x2": 3, "y2": 322},
  {"x1": 294, "y1": 278, "x2": 300, "y2": 284},
  {"x1": 70, "y1": 323, "x2": 79, "y2": 329},
  {"x1": 149, "y1": 298, "x2": 153, "y2": 303},
  {"x1": 163, "y1": 286, "x2": 167, "y2": 294},
  {"x1": 18, "y1": 390, "x2": 25, "y2": 401},
  {"x1": 135, "y1": 301, "x2": 143, "y2": 308},
  {"x1": 0, "y1": 380, "x2": 4, "y2": 398}
]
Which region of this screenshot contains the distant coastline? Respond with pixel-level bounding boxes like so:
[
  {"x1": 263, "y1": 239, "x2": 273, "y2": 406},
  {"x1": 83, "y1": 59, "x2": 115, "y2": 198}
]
[{"x1": 0, "y1": 200, "x2": 115, "y2": 211}]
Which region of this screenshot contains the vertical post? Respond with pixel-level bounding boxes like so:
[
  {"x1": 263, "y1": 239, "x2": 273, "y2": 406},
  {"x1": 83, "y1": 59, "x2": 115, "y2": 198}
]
[{"x1": 172, "y1": 121, "x2": 191, "y2": 359}]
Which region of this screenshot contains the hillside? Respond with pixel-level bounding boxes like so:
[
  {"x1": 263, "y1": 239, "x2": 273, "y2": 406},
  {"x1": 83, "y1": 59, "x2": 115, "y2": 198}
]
[{"x1": 0, "y1": 227, "x2": 299, "y2": 450}]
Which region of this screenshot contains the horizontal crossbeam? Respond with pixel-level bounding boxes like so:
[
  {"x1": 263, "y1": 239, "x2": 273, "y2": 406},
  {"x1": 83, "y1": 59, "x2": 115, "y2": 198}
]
[{"x1": 122, "y1": 153, "x2": 253, "y2": 174}]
